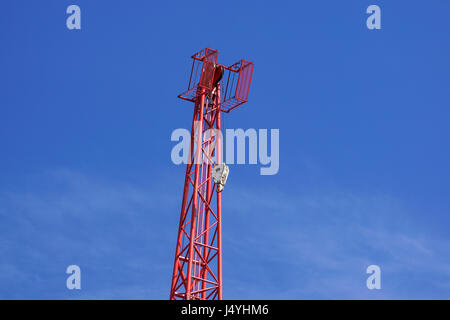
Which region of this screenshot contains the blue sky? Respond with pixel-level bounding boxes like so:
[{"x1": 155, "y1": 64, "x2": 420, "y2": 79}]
[{"x1": 0, "y1": 0, "x2": 449, "y2": 299}]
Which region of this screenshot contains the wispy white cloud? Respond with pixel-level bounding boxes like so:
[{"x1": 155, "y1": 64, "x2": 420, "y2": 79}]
[
  {"x1": 1, "y1": 169, "x2": 449, "y2": 299},
  {"x1": 0, "y1": 168, "x2": 178, "y2": 299},
  {"x1": 222, "y1": 184, "x2": 450, "y2": 299}
]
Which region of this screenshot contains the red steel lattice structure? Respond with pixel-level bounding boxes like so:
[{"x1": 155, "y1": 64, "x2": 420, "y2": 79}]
[{"x1": 170, "y1": 48, "x2": 254, "y2": 300}]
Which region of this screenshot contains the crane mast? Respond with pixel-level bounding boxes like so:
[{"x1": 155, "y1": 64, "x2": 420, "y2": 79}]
[{"x1": 170, "y1": 48, "x2": 253, "y2": 300}]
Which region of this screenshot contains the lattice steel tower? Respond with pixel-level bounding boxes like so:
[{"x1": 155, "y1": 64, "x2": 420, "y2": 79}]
[{"x1": 170, "y1": 48, "x2": 254, "y2": 300}]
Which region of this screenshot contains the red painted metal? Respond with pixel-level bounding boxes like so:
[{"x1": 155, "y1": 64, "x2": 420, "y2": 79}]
[
  {"x1": 220, "y1": 60, "x2": 254, "y2": 113},
  {"x1": 170, "y1": 48, "x2": 253, "y2": 300},
  {"x1": 178, "y1": 51, "x2": 254, "y2": 114}
]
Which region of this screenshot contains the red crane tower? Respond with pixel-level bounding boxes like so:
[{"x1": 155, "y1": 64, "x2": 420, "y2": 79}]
[{"x1": 170, "y1": 48, "x2": 254, "y2": 300}]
